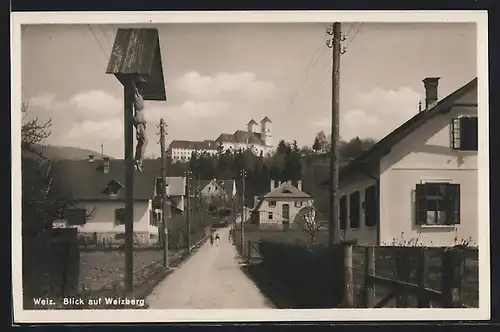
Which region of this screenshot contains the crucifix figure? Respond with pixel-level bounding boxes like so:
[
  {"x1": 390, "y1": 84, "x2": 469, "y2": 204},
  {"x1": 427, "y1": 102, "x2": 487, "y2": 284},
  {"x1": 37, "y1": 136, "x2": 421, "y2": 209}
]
[{"x1": 131, "y1": 76, "x2": 148, "y2": 171}]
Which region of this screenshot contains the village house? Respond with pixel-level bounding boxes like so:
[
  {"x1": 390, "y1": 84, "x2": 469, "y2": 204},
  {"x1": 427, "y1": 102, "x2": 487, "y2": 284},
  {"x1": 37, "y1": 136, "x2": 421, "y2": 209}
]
[
  {"x1": 324, "y1": 77, "x2": 478, "y2": 247},
  {"x1": 196, "y1": 179, "x2": 237, "y2": 202},
  {"x1": 251, "y1": 180, "x2": 316, "y2": 229},
  {"x1": 167, "y1": 117, "x2": 273, "y2": 162},
  {"x1": 49, "y1": 156, "x2": 186, "y2": 245}
]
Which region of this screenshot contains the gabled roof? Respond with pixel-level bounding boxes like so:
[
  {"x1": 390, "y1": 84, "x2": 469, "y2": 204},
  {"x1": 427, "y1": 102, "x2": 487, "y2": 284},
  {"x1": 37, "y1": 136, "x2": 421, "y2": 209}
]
[
  {"x1": 215, "y1": 131, "x2": 264, "y2": 145},
  {"x1": 216, "y1": 179, "x2": 236, "y2": 196},
  {"x1": 50, "y1": 159, "x2": 186, "y2": 201},
  {"x1": 323, "y1": 77, "x2": 478, "y2": 184},
  {"x1": 263, "y1": 181, "x2": 311, "y2": 199},
  {"x1": 261, "y1": 116, "x2": 272, "y2": 123},
  {"x1": 247, "y1": 119, "x2": 258, "y2": 125}
]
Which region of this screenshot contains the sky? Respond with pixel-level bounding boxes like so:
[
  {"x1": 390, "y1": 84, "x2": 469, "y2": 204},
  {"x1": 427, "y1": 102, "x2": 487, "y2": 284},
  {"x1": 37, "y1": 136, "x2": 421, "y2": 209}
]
[{"x1": 21, "y1": 22, "x2": 477, "y2": 159}]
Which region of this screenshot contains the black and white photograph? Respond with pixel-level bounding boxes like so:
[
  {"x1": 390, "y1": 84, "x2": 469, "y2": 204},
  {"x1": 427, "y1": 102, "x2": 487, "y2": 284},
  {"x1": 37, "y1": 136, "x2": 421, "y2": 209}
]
[{"x1": 11, "y1": 11, "x2": 489, "y2": 323}]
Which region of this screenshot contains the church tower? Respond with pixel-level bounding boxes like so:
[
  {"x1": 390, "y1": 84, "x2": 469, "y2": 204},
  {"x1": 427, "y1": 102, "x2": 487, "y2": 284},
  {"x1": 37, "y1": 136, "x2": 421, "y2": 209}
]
[{"x1": 260, "y1": 116, "x2": 272, "y2": 147}]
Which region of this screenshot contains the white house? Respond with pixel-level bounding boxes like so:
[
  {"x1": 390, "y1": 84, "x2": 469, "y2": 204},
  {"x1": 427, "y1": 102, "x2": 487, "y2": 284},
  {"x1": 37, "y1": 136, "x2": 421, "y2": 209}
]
[
  {"x1": 167, "y1": 117, "x2": 273, "y2": 162},
  {"x1": 251, "y1": 180, "x2": 316, "y2": 229},
  {"x1": 325, "y1": 77, "x2": 478, "y2": 247},
  {"x1": 50, "y1": 157, "x2": 186, "y2": 245},
  {"x1": 196, "y1": 179, "x2": 237, "y2": 202}
]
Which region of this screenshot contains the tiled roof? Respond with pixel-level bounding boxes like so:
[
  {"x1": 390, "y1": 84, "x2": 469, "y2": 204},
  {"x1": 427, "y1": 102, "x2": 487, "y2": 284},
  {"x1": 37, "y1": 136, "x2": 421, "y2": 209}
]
[
  {"x1": 263, "y1": 181, "x2": 311, "y2": 199},
  {"x1": 49, "y1": 159, "x2": 185, "y2": 201},
  {"x1": 216, "y1": 131, "x2": 264, "y2": 145},
  {"x1": 216, "y1": 180, "x2": 236, "y2": 196}
]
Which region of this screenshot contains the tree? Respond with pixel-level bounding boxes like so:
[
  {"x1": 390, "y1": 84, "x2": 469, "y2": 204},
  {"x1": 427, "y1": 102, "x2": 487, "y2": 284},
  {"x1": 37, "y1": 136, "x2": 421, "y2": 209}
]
[
  {"x1": 314, "y1": 131, "x2": 329, "y2": 153},
  {"x1": 295, "y1": 207, "x2": 325, "y2": 243},
  {"x1": 292, "y1": 140, "x2": 300, "y2": 153},
  {"x1": 312, "y1": 137, "x2": 321, "y2": 153},
  {"x1": 216, "y1": 141, "x2": 224, "y2": 157},
  {"x1": 276, "y1": 140, "x2": 291, "y2": 155},
  {"x1": 21, "y1": 104, "x2": 94, "y2": 234}
]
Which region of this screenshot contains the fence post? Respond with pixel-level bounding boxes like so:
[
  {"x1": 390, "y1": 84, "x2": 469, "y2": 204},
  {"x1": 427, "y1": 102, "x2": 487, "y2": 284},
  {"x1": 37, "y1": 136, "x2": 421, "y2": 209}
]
[
  {"x1": 341, "y1": 240, "x2": 355, "y2": 308},
  {"x1": 417, "y1": 247, "x2": 427, "y2": 307},
  {"x1": 396, "y1": 248, "x2": 411, "y2": 307},
  {"x1": 363, "y1": 246, "x2": 375, "y2": 308},
  {"x1": 441, "y1": 247, "x2": 464, "y2": 308},
  {"x1": 247, "y1": 240, "x2": 251, "y2": 261}
]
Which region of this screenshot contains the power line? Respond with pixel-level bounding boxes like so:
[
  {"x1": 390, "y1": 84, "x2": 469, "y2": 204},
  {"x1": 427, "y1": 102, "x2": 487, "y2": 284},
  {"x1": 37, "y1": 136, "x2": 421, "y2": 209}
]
[
  {"x1": 344, "y1": 23, "x2": 364, "y2": 50},
  {"x1": 87, "y1": 24, "x2": 109, "y2": 60}
]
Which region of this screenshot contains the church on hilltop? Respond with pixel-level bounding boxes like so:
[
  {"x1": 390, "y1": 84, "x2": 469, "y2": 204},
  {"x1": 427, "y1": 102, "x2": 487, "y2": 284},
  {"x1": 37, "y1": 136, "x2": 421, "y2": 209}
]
[{"x1": 167, "y1": 117, "x2": 273, "y2": 163}]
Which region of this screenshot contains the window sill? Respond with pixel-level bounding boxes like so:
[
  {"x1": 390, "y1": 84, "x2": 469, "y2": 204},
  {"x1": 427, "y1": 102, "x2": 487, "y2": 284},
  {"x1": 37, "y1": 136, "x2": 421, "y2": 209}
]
[{"x1": 419, "y1": 224, "x2": 457, "y2": 229}]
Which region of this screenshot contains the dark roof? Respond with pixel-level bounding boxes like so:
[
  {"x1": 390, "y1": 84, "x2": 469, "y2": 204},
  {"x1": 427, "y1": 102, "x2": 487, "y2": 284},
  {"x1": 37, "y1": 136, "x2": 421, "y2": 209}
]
[
  {"x1": 263, "y1": 181, "x2": 311, "y2": 199},
  {"x1": 324, "y1": 77, "x2": 477, "y2": 184},
  {"x1": 261, "y1": 116, "x2": 272, "y2": 123},
  {"x1": 50, "y1": 159, "x2": 185, "y2": 201},
  {"x1": 247, "y1": 119, "x2": 258, "y2": 125},
  {"x1": 216, "y1": 180, "x2": 236, "y2": 196},
  {"x1": 105, "y1": 28, "x2": 166, "y2": 101},
  {"x1": 168, "y1": 140, "x2": 217, "y2": 150}
]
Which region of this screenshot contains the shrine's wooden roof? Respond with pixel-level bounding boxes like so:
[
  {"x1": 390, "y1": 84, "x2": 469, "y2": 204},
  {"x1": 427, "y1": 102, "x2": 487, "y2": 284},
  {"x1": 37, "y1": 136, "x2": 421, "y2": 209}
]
[{"x1": 106, "y1": 28, "x2": 166, "y2": 101}]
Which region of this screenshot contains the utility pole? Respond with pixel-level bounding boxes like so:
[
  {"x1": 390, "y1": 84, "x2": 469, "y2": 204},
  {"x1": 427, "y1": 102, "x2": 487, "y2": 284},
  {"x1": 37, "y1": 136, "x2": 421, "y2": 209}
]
[
  {"x1": 240, "y1": 169, "x2": 247, "y2": 257},
  {"x1": 185, "y1": 171, "x2": 192, "y2": 252},
  {"x1": 158, "y1": 118, "x2": 169, "y2": 268},
  {"x1": 326, "y1": 22, "x2": 343, "y2": 248}
]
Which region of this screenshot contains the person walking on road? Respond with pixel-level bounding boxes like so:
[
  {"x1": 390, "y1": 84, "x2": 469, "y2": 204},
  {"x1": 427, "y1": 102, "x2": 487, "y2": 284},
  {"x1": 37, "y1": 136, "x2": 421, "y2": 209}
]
[
  {"x1": 210, "y1": 233, "x2": 214, "y2": 246},
  {"x1": 215, "y1": 233, "x2": 220, "y2": 246}
]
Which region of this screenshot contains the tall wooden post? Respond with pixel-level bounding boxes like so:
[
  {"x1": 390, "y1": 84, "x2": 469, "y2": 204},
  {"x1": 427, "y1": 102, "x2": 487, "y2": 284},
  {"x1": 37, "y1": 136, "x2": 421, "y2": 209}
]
[
  {"x1": 159, "y1": 118, "x2": 169, "y2": 269},
  {"x1": 329, "y1": 22, "x2": 342, "y2": 247},
  {"x1": 186, "y1": 171, "x2": 191, "y2": 252},
  {"x1": 124, "y1": 83, "x2": 135, "y2": 295},
  {"x1": 240, "y1": 169, "x2": 246, "y2": 257},
  {"x1": 105, "y1": 28, "x2": 167, "y2": 296}
]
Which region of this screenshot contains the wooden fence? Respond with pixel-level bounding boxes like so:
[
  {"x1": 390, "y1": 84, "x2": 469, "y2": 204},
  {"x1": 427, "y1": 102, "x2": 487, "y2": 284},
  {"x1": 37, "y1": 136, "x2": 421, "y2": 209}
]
[{"x1": 243, "y1": 240, "x2": 478, "y2": 308}]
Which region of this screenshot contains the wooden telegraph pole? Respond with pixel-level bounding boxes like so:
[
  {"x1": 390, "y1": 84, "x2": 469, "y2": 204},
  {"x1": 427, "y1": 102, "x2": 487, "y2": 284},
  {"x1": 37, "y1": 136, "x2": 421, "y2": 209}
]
[
  {"x1": 106, "y1": 28, "x2": 167, "y2": 295},
  {"x1": 327, "y1": 22, "x2": 343, "y2": 248},
  {"x1": 185, "y1": 171, "x2": 192, "y2": 252},
  {"x1": 240, "y1": 169, "x2": 246, "y2": 257},
  {"x1": 159, "y1": 118, "x2": 169, "y2": 268}
]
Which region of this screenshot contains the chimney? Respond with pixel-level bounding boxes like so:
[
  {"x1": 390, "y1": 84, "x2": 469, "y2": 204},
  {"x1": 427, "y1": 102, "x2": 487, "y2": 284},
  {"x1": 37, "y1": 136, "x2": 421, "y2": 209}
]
[
  {"x1": 297, "y1": 180, "x2": 302, "y2": 191},
  {"x1": 88, "y1": 155, "x2": 95, "y2": 163},
  {"x1": 270, "y1": 180, "x2": 275, "y2": 191},
  {"x1": 423, "y1": 77, "x2": 440, "y2": 109},
  {"x1": 103, "y1": 157, "x2": 110, "y2": 173}
]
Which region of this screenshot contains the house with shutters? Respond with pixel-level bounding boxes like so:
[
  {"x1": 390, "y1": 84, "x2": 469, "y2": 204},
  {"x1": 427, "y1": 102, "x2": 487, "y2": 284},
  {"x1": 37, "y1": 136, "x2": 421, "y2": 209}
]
[
  {"x1": 197, "y1": 179, "x2": 237, "y2": 202},
  {"x1": 49, "y1": 157, "x2": 186, "y2": 245},
  {"x1": 251, "y1": 180, "x2": 316, "y2": 229},
  {"x1": 323, "y1": 77, "x2": 478, "y2": 247}
]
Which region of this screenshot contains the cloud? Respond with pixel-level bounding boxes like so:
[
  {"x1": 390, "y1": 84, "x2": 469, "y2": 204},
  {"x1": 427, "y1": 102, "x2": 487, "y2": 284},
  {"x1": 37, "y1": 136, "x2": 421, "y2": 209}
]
[
  {"x1": 312, "y1": 86, "x2": 422, "y2": 140},
  {"x1": 28, "y1": 90, "x2": 122, "y2": 118},
  {"x1": 174, "y1": 71, "x2": 279, "y2": 101},
  {"x1": 66, "y1": 119, "x2": 123, "y2": 140}
]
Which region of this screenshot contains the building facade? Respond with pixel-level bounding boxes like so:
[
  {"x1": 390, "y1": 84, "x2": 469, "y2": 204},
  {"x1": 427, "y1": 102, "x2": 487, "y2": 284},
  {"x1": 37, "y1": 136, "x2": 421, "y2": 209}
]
[
  {"x1": 329, "y1": 77, "x2": 478, "y2": 247},
  {"x1": 167, "y1": 117, "x2": 273, "y2": 162}
]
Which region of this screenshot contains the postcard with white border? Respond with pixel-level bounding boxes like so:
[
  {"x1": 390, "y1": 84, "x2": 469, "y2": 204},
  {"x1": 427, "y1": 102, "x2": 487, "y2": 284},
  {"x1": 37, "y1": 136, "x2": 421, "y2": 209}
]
[{"x1": 11, "y1": 10, "x2": 490, "y2": 323}]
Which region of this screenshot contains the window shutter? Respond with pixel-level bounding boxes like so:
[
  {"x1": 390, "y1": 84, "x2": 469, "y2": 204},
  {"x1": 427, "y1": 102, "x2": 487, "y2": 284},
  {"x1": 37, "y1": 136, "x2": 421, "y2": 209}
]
[
  {"x1": 445, "y1": 184, "x2": 461, "y2": 225},
  {"x1": 415, "y1": 184, "x2": 427, "y2": 225},
  {"x1": 459, "y1": 117, "x2": 478, "y2": 150},
  {"x1": 115, "y1": 208, "x2": 125, "y2": 225}
]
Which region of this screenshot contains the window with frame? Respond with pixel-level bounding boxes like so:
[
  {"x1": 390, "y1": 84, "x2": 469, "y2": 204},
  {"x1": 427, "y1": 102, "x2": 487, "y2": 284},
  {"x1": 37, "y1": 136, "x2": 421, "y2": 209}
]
[
  {"x1": 115, "y1": 208, "x2": 125, "y2": 225},
  {"x1": 268, "y1": 201, "x2": 276, "y2": 207},
  {"x1": 268, "y1": 212, "x2": 273, "y2": 220},
  {"x1": 349, "y1": 191, "x2": 360, "y2": 229},
  {"x1": 340, "y1": 195, "x2": 347, "y2": 230},
  {"x1": 64, "y1": 208, "x2": 87, "y2": 226},
  {"x1": 415, "y1": 182, "x2": 460, "y2": 225},
  {"x1": 364, "y1": 185, "x2": 377, "y2": 227},
  {"x1": 294, "y1": 200, "x2": 303, "y2": 208},
  {"x1": 450, "y1": 116, "x2": 478, "y2": 151}
]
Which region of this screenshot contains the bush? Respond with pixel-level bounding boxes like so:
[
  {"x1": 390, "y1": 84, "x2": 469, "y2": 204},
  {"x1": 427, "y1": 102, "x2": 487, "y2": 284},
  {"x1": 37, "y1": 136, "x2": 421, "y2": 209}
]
[{"x1": 258, "y1": 241, "x2": 345, "y2": 308}]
